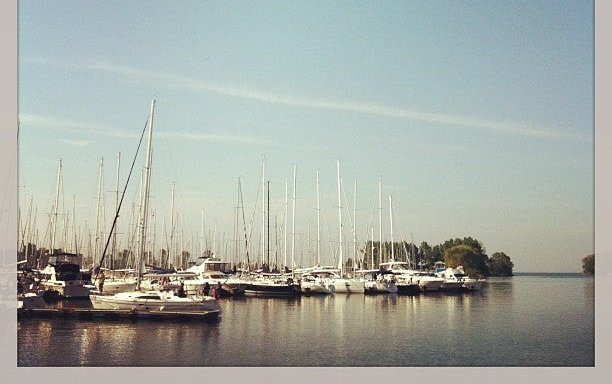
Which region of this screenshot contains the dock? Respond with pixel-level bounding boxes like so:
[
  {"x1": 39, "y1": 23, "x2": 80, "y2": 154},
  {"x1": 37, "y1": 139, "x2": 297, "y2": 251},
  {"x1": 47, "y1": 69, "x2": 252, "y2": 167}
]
[{"x1": 17, "y1": 307, "x2": 221, "y2": 322}]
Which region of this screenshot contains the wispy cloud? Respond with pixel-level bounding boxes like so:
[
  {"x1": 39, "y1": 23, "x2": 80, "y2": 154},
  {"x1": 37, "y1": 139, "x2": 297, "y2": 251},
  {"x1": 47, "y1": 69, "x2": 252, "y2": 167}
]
[
  {"x1": 19, "y1": 113, "x2": 265, "y2": 146},
  {"x1": 22, "y1": 57, "x2": 589, "y2": 141},
  {"x1": 19, "y1": 113, "x2": 139, "y2": 139}
]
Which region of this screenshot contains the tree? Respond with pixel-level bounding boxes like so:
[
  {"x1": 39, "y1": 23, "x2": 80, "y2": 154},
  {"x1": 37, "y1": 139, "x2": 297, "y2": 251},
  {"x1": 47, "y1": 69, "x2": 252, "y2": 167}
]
[
  {"x1": 444, "y1": 244, "x2": 490, "y2": 277},
  {"x1": 489, "y1": 252, "x2": 514, "y2": 276},
  {"x1": 582, "y1": 254, "x2": 594, "y2": 275}
]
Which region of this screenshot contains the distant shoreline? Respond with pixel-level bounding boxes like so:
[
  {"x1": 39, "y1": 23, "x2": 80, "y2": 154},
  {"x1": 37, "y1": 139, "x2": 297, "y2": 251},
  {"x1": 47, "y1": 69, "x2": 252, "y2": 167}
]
[{"x1": 507, "y1": 272, "x2": 589, "y2": 277}]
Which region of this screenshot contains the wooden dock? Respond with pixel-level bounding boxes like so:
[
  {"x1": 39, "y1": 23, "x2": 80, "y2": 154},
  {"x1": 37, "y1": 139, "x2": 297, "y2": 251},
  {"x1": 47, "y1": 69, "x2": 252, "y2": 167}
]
[{"x1": 17, "y1": 307, "x2": 220, "y2": 322}]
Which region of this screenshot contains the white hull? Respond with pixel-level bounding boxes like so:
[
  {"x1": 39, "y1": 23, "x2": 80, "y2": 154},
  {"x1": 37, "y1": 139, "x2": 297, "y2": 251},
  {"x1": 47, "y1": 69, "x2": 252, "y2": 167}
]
[
  {"x1": 329, "y1": 278, "x2": 365, "y2": 293},
  {"x1": 301, "y1": 279, "x2": 335, "y2": 295},
  {"x1": 364, "y1": 280, "x2": 398, "y2": 294},
  {"x1": 89, "y1": 290, "x2": 221, "y2": 312},
  {"x1": 416, "y1": 276, "x2": 444, "y2": 292},
  {"x1": 183, "y1": 277, "x2": 248, "y2": 296}
]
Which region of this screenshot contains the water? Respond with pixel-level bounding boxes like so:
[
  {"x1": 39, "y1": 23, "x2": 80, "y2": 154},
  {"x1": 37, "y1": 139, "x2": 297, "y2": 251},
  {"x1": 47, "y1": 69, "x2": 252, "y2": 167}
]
[{"x1": 17, "y1": 274, "x2": 594, "y2": 367}]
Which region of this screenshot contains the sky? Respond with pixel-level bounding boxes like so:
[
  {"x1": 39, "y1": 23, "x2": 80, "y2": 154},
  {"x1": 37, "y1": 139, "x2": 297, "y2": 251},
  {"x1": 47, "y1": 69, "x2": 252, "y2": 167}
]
[{"x1": 16, "y1": 0, "x2": 594, "y2": 272}]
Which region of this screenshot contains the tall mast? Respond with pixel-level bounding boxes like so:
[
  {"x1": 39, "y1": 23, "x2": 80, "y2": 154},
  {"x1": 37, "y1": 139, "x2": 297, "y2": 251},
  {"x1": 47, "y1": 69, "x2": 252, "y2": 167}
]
[
  {"x1": 111, "y1": 151, "x2": 121, "y2": 270},
  {"x1": 316, "y1": 170, "x2": 321, "y2": 266},
  {"x1": 291, "y1": 165, "x2": 297, "y2": 275},
  {"x1": 94, "y1": 158, "x2": 104, "y2": 267},
  {"x1": 284, "y1": 178, "x2": 288, "y2": 270},
  {"x1": 337, "y1": 160, "x2": 343, "y2": 275},
  {"x1": 50, "y1": 159, "x2": 62, "y2": 255},
  {"x1": 136, "y1": 100, "x2": 155, "y2": 290},
  {"x1": 169, "y1": 182, "x2": 176, "y2": 269},
  {"x1": 389, "y1": 194, "x2": 394, "y2": 262},
  {"x1": 353, "y1": 179, "x2": 357, "y2": 272},
  {"x1": 234, "y1": 178, "x2": 240, "y2": 265},
  {"x1": 261, "y1": 157, "x2": 266, "y2": 267},
  {"x1": 378, "y1": 176, "x2": 383, "y2": 266},
  {"x1": 267, "y1": 179, "x2": 270, "y2": 269}
]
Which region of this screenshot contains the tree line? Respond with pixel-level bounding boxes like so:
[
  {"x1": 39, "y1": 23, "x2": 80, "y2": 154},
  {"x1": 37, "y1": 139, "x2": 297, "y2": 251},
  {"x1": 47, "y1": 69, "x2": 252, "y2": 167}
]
[{"x1": 360, "y1": 236, "x2": 514, "y2": 277}]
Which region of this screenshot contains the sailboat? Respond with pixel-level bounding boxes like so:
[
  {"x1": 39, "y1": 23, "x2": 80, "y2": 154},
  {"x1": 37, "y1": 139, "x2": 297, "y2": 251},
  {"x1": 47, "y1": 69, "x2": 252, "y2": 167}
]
[
  {"x1": 243, "y1": 165, "x2": 301, "y2": 297},
  {"x1": 325, "y1": 161, "x2": 365, "y2": 294},
  {"x1": 89, "y1": 101, "x2": 221, "y2": 314}
]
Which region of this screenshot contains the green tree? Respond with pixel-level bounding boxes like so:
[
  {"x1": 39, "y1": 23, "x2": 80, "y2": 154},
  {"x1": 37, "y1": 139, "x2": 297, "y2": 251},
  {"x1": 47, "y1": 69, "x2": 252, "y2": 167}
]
[
  {"x1": 444, "y1": 244, "x2": 490, "y2": 277},
  {"x1": 582, "y1": 254, "x2": 594, "y2": 275},
  {"x1": 489, "y1": 252, "x2": 514, "y2": 276}
]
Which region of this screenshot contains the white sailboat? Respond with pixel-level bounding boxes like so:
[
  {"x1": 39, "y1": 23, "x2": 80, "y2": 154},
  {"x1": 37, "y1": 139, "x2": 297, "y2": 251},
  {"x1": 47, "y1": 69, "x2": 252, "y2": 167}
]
[
  {"x1": 326, "y1": 161, "x2": 364, "y2": 293},
  {"x1": 90, "y1": 101, "x2": 220, "y2": 314}
]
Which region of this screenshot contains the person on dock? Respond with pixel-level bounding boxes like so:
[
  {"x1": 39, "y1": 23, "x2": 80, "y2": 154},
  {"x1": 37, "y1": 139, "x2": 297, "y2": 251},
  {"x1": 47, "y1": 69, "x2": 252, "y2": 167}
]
[
  {"x1": 203, "y1": 282, "x2": 210, "y2": 296},
  {"x1": 176, "y1": 282, "x2": 186, "y2": 298},
  {"x1": 212, "y1": 282, "x2": 221, "y2": 300},
  {"x1": 98, "y1": 270, "x2": 106, "y2": 294}
]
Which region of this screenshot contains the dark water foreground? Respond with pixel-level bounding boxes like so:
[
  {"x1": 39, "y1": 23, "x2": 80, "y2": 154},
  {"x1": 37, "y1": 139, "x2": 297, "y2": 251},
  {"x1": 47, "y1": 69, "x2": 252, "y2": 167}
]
[{"x1": 17, "y1": 274, "x2": 594, "y2": 367}]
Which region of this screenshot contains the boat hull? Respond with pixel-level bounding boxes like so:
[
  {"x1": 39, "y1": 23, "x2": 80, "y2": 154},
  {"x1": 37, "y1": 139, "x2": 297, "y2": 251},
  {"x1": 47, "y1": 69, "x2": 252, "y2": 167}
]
[
  {"x1": 329, "y1": 278, "x2": 364, "y2": 293},
  {"x1": 89, "y1": 291, "x2": 221, "y2": 312},
  {"x1": 244, "y1": 282, "x2": 301, "y2": 297},
  {"x1": 395, "y1": 283, "x2": 421, "y2": 295},
  {"x1": 40, "y1": 280, "x2": 91, "y2": 299},
  {"x1": 364, "y1": 281, "x2": 398, "y2": 294},
  {"x1": 301, "y1": 280, "x2": 335, "y2": 295}
]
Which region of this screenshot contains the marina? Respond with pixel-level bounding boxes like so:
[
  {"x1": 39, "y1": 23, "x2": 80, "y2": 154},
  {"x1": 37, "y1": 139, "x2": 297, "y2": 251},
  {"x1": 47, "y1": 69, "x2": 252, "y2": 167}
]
[
  {"x1": 17, "y1": 273, "x2": 594, "y2": 367},
  {"x1": 12, "y1": 0, "x2": 597, "y2": 373}
]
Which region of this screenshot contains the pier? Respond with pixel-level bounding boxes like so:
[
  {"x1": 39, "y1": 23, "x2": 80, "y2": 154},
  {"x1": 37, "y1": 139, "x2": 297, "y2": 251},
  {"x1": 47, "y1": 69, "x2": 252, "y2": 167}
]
[{"x1": 17, "y1": 307, "x2": 220, "y2": 322}]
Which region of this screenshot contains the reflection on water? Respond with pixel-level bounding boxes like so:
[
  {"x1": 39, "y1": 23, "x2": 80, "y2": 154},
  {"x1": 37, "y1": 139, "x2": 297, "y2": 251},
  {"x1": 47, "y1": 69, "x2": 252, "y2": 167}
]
[{"x1": 18, "y1": 275, "x2": 594, "y2": 367}]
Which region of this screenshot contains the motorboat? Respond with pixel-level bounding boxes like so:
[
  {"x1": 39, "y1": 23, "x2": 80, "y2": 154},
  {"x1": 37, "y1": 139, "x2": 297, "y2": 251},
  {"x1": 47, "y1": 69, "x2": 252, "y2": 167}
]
[
  {"x1": 434, "y1": 262, "x2": 485, "y2": 292},
  {"x1": 39, "y1": 253, "x2": 92, "y2": 299},
  {"x1": 301, "y1": 267, "x2": 364, "y2": 293},
  {"x1": 379, "y1": 260, "x2": 443, "y2": 292},
  {"x1": 182, "y1": 270, "x2": 248, "y2": 297},
  {"x1": 299, "y1": 271, "x2": 336, "y2": 295},
  {"x1": 358, "y1": 269, "x2": 398, "y2": 294}
]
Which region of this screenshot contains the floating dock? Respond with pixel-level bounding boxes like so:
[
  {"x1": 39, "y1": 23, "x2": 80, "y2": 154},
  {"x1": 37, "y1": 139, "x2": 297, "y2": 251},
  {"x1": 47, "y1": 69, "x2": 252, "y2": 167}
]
[{"x1": 17, "y1": 307, "x2": 220, "y2": 322}]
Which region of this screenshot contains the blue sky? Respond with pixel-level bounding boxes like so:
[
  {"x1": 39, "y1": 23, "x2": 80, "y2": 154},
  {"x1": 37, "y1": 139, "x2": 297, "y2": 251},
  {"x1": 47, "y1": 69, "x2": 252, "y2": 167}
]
[{"x1": 17, "y1": 0, "x2": 593, "y2": 272}]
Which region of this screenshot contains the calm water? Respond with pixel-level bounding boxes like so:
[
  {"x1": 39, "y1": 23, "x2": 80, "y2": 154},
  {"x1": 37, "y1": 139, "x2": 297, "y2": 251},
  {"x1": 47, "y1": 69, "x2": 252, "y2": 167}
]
[{"x1": 17, "y1": 274, "x2": 594, "y2": 367}]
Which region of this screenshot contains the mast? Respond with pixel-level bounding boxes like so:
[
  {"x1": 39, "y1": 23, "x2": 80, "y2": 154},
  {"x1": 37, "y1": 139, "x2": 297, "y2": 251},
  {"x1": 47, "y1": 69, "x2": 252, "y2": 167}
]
[
  {"x1": 378, "y1": 176, "x2": 383, "y2": 266},
  {"x1": 261, "y1": 157, "x2": 265, "y2": 267},
  {"x1": 316, "y1": 170, "x2": 321, "y2": 266},
  {"x1": 201, "y1": 208, "x2": 205, "y2": 258},
  {"x1": 50, "y1": 159, "x2": 62, "y2": 255},
  {"x1": 111, "y1": 151, "x2": 121, "y2": 270},
  {"x1": 136, "y1": 100, "x2": 155, "y2": 290},
  {"x1": 371, "y1": 227, "x2": 375, "y2": 269},
  {"x1": 337, "y1": 160, "x2": 343, "y2": 275},
  {"x1": 267, "y1": 179, "x2": 271, "y2": 269},
  {"x1": 353, "y1": 179, "x2": 357, "y2": 273},
  {"x1": 169, "y1": 182, "x2": 175, "y2": 269},
  {"x1": 284, "y1": 178, "x2": 288, "y2": 270},
  {"x1": 94, "y1": 158, "x2": 104, "y2": 268},
  {"x1": 389, "y1": 194, "x2": 394, "y2": 262},
  {"x1": 291, "y1": 165, "x2": 296, "y2": 275}
]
